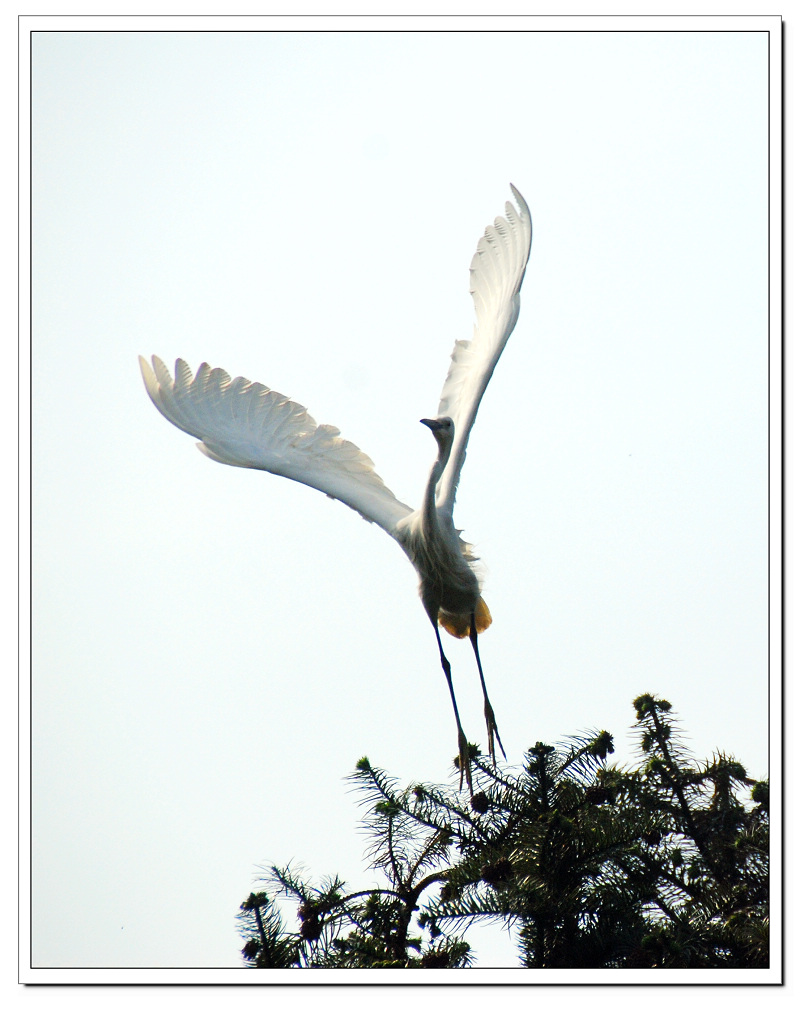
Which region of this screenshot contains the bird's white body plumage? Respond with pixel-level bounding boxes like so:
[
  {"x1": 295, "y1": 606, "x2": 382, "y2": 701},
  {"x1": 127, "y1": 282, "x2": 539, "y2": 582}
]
[{"x1": 140, "y1": 185, "x2": 532, "y2": 783}]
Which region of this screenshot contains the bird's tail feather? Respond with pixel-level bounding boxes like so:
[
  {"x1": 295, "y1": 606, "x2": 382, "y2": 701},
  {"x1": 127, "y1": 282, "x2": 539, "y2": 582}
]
[{"x1": 439, "y1": 597, "x2": 492, "y2": 639}]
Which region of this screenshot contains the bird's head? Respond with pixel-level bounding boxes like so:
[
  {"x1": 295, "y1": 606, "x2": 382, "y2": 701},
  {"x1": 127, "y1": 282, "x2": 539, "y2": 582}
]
[{"x1": 420, "y1": 416, "x2": 455, "y2": 453}]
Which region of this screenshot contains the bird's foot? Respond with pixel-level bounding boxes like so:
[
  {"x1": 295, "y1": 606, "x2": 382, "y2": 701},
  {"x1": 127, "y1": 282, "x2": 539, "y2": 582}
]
[
  {"x1": 484, "y1": 701, "x2": 507, "y2": 766},
  {"x1": 457, "y1": 729, "x2": 474, "y2": 794}
]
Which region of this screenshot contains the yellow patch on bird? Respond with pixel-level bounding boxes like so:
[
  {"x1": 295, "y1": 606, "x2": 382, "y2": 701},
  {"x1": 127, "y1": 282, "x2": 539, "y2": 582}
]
[{"x1": 438, "y1": 596, "x2": 492, "y2": 639}]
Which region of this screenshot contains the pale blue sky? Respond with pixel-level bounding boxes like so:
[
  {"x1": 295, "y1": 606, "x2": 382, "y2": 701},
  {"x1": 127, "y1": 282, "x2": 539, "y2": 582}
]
[{"x1": 30, "y1": 26, "x2": 774, "y2": 972}]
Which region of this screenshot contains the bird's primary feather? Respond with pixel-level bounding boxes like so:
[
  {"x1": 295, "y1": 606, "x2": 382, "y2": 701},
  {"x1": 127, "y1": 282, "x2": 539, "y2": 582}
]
[
  {"x1": 139, "y1": 355, "x2": 413, "y2": 535},
  {"x1": 435, "y1": 184, "x2": 532, "y2": 514}
]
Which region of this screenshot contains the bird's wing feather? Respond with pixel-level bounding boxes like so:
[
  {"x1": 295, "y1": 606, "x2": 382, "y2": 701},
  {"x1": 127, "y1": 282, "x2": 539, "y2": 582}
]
[
  {"x1": 139, "y1": 356, "x2": 413, "y2": 535},
  {"x1": 435, "y1": 185, "x2": 532, "y2": 513}
]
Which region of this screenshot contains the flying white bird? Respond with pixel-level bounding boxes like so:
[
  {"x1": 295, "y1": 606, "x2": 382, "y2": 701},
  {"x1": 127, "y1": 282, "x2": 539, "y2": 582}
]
[{"x1": 140, "y1": 185, "x2": 532, "y2": 791}]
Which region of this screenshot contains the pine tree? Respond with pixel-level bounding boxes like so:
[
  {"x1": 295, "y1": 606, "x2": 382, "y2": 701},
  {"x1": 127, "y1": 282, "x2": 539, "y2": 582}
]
[{"x1": 237, "y1": 695, "x2": 768, "y2": 968}]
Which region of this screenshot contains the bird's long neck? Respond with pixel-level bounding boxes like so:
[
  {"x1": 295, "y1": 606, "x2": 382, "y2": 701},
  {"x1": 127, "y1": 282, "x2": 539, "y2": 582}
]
[{"x1": 422, "y1": 442, "x2": 450, "y2": 536}]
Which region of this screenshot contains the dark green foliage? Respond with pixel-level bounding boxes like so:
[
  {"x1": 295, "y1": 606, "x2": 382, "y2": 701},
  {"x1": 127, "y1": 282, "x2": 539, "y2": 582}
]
[
  {"x1": 238, "y1": 695, "x2": 768, "y2": 968},
  {"x1": 238, "y1": 892, "x2": 300, "y2": 968}
]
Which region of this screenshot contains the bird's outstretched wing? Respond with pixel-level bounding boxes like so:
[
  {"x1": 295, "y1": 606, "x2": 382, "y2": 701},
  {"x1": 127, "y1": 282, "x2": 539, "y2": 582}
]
[
  {"x1": 139, "y1": 356, "x2": 413, "y2": 534},
  {"x1": 435, "y1": 185, "x2": 532, "y2": 514}
]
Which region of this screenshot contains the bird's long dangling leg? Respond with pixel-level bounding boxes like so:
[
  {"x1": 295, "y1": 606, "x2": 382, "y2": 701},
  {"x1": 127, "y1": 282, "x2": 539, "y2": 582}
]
[
  {"x1": 431, "y1": 621, "x2": 473, "y2": 793},
  {"x1": 469, "y1": 614, "x2": 506, "y2": 766}
]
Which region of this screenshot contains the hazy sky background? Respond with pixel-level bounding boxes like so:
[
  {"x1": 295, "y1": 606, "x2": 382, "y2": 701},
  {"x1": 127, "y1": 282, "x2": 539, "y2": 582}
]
[{"x1": 30, "y1": 26, "x2": 772, "y2": 972}]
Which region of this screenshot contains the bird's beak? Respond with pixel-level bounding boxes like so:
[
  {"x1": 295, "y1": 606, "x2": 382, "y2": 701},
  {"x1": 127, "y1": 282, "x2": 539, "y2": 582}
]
[{"x1": 420, "y1": 418, "x2": 444, "y2": 431}]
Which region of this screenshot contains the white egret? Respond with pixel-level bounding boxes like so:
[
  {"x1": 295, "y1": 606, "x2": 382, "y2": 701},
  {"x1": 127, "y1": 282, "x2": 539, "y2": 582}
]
[{"x1": 140, "y1": 185, "x2": 532, "y2": 790}]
